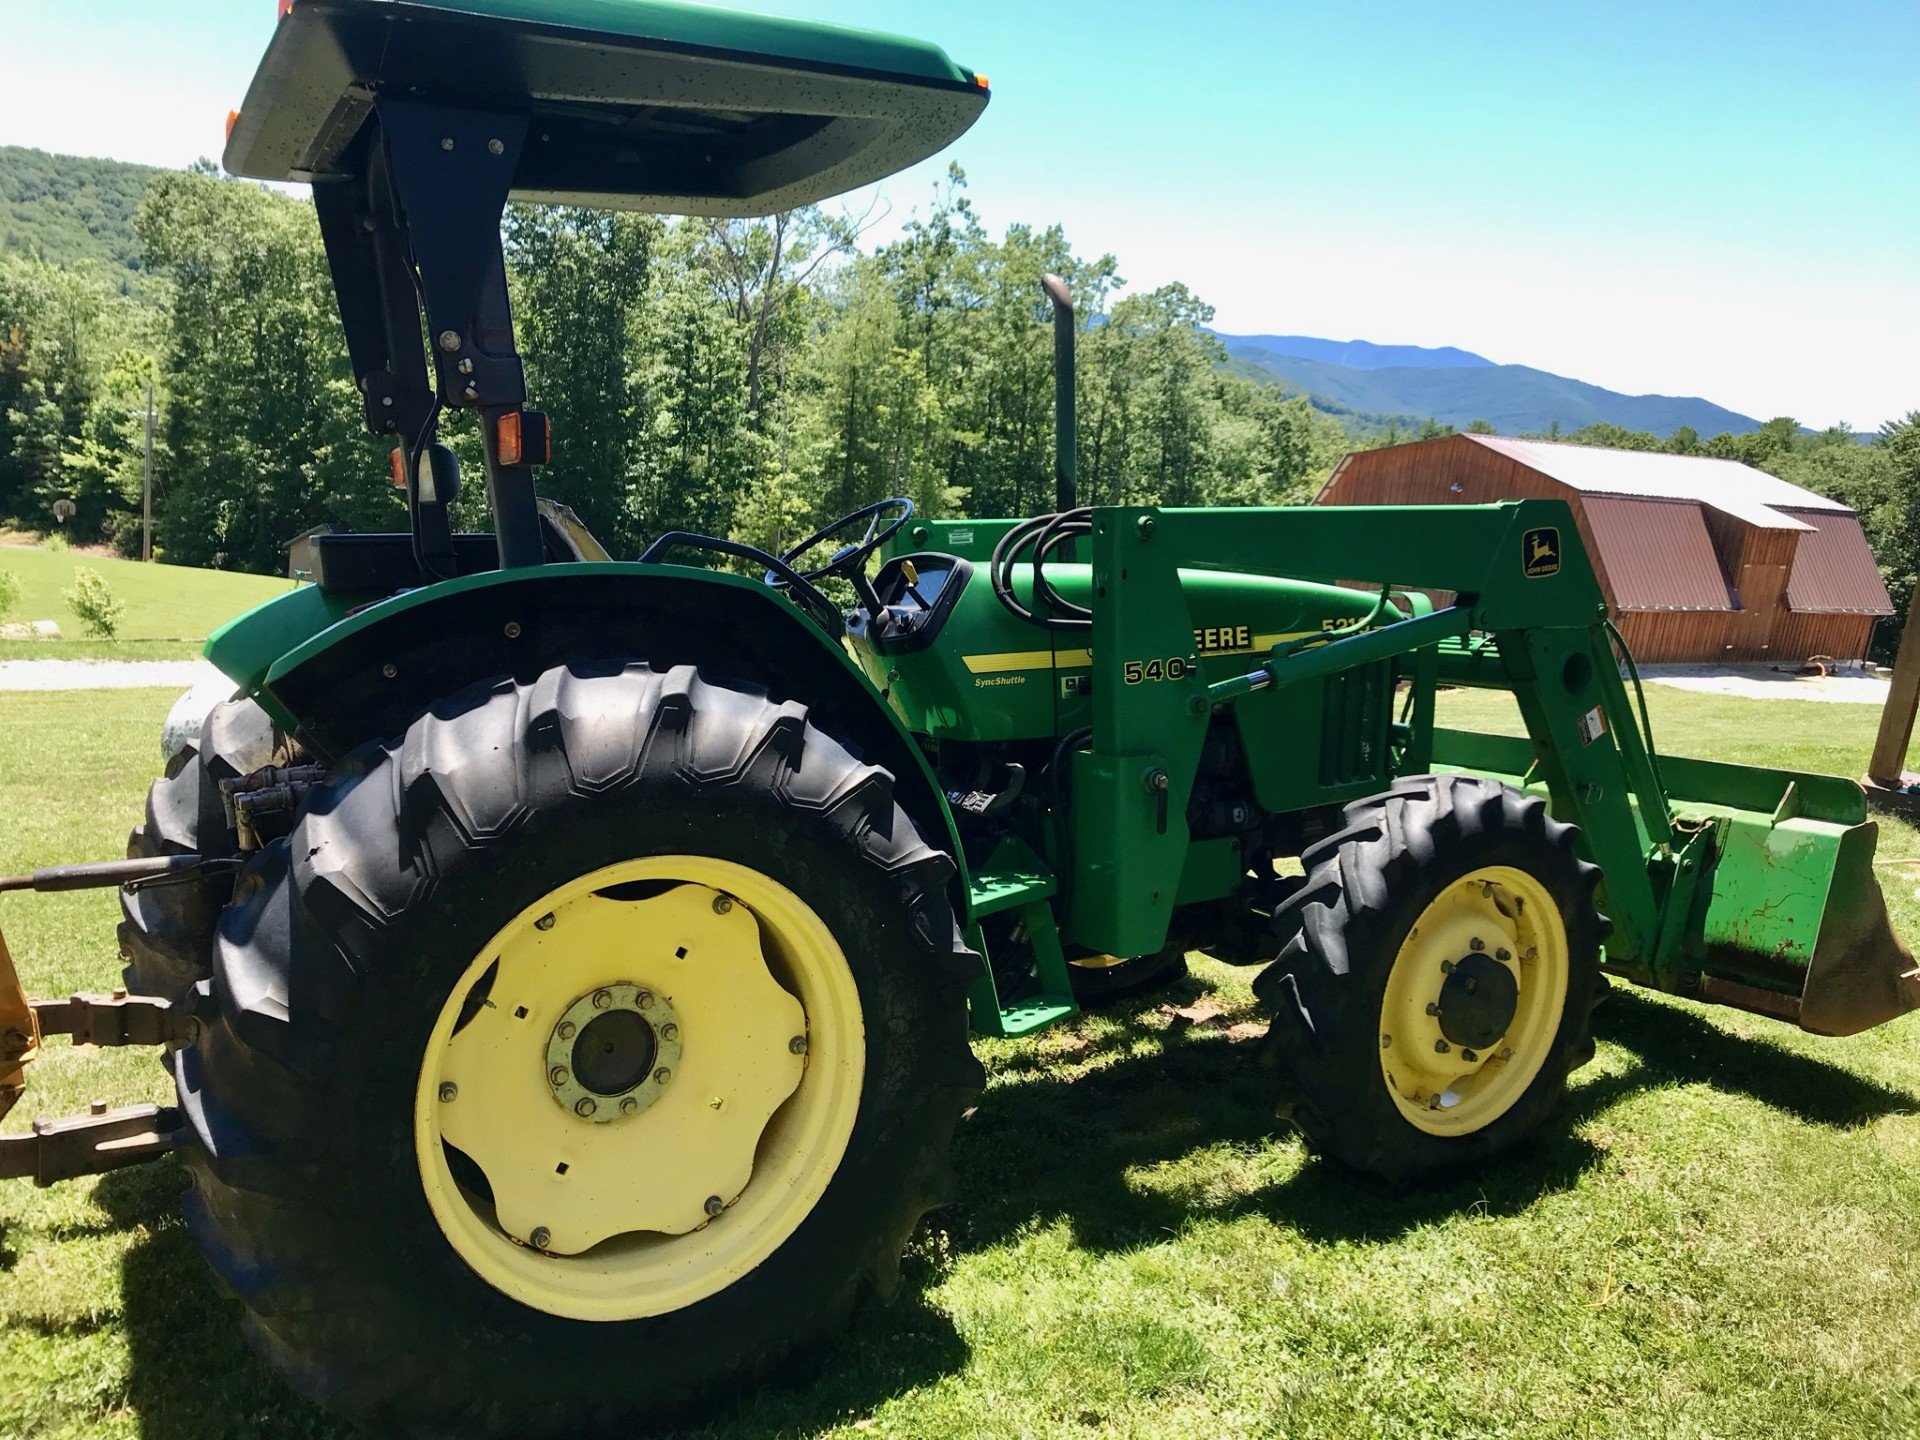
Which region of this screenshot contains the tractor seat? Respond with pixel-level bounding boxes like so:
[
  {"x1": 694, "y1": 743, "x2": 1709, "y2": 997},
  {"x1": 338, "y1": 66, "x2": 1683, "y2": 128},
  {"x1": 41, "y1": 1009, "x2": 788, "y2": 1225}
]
[{"x1": 293, "y1": 501, "x2": 609, "y2": 595}]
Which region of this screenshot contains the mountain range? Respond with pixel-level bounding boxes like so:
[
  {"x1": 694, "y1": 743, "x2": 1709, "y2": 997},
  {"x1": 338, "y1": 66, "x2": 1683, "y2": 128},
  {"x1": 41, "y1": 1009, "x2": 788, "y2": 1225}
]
[{"x1": 1214, "y1": 333, "x2": 1766, "y2": 438}]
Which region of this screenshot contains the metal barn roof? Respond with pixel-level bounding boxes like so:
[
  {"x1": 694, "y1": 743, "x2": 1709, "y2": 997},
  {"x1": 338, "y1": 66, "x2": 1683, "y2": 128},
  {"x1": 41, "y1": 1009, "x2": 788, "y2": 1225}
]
[
  {"x1": 1778, "y1": 509, "x2": 1894, "y2": 615},
  {"x1": 1461, "y1": 434, "x2": 1838, "y2": 531},
  {"x1": 1578, "y1": 496, "x2": 1734, "y2": 612}
]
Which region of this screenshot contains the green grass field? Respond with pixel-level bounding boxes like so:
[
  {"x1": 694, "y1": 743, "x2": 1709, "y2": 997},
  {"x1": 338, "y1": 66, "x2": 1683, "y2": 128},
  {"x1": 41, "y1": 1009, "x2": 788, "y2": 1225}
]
[
  {"x1": 3, "y1": 684, "x2": 1920, "y2": 1439},
  {"x1": 0, "y1": 545, "x2": 292, "y2": 661}
]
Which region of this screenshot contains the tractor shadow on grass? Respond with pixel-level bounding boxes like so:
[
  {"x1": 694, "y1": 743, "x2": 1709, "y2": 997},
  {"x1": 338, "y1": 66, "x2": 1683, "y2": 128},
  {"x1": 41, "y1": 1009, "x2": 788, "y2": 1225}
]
[
  {"x1": 87, "y1": 979, "x2": 1913, "y2": 1437},
  {"x1": 97, "y1": 1158, "x2": 967, "y2": 1440},
  {"x1": 947, "y1": 973, "x2": 1920, "y2": 1260},
  {"x1": 1585, "y1": 987, "x2": 1915, "y2": 1129},
  {"x1": 89, "y1": 1160, "x2": 358, "y2": 1440}
]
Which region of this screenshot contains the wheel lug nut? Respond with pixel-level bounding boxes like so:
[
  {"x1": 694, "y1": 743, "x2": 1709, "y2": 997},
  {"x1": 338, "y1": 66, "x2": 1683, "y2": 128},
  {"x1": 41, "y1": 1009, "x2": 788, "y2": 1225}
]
[
  {"x1": 1440, "y1": 959, "x2": 1455, "y2": 974},
  {"x1": 1496, "y1": 948, "x2": 1512, "y2": 962},
  {"x1": 1425, "y1": 1002, "x2": 1441, "y2": 1017},
  {"x1": 654, "y1": 1066, "x2": 672, "y2": 1085},
  {"x1": 1498, "y1": 1046, "x2": 1514, "y2": 1061},
  {"x1": 619, "y1": 1096, "x2": 639, "y2": 1115},
  {"x1": 1462, "y1": 1048, "x2": 1479, "y2": 1063},
  {"x1": 712, "y1": 895, "x2": 733, "y2": 915},
  {"x1": 550, "y1": 1066, "x2": 569, "y2": 1086},
  {"x1": 1381, "y1": 1034, "x2": 1392, "y2": 1049},
  {"x1": 534, "y1": 913, "x2": 556, "y2": 931},
  {"x1": 438, "y1": 1082, "x2": 458, "y2": 1102},
  {"x1": 575, "y1": 1097, "x2": 597, "y2": 1117},
  {"x1": 529, "y1": 1227, "x2": 551, "y2": 1249},
  {"x1": 661, "y1": 1024, "x2": 678, "y2": 1041},
  {"x1": 592, "y1": 989, "x2": 612, "y2": 1009},
  {"x1": 1434, "y1": 1039, "x2": 1451, "y2": 1053},
  {"x1": 636, "y1": 990, "x2": 654, "y2": 1008},
  {"x1": 704, "y1": 1195, "x2": 725, "y2": 1218},
  {"x1": 1469, "y1": 937, "x2": 1485, "y2": 952},
  {"x1": 788, "y1": 1035, "x2": 809, "y2": 1055},
  {"x1": 557, "y1": 1021, "x2": 575, "y2": 1039}
]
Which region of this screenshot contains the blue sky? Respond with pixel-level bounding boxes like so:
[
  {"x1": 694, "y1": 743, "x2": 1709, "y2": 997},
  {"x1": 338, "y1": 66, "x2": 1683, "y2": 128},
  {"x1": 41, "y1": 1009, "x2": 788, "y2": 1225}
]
[{"x1": 1, "y1": 1, "x2": 1914, "y2": 427}]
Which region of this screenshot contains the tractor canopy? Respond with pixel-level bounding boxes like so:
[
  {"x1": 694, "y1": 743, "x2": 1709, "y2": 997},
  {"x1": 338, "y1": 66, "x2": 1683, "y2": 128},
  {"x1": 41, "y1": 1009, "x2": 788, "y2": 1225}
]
[{"x1": 224, "y1": 0, "x2": 990, "y2": 215}]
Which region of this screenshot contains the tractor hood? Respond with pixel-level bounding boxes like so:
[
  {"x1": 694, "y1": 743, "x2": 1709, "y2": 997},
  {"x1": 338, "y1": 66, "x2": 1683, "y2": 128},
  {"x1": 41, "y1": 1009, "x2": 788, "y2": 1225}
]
[{"x1": 224, "y1": 0, "x2": 989, "y2": 215}]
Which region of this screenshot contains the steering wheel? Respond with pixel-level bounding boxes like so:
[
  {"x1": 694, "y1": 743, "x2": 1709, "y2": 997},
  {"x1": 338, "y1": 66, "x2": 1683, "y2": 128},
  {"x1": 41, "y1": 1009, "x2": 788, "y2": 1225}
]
[
  {"x1": 765, "y1": 498, "x2": 915, "y2": 626},
  {"x1": 772, "y1": 497, "x2": 915, "y2": 586}
]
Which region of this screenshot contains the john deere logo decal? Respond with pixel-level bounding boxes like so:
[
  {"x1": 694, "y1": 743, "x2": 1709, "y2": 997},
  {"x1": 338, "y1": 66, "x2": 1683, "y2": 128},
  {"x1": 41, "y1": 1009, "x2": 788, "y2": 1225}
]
[{"x1": 1523, "y1": 526, "x2": 1561, "y2": 578}]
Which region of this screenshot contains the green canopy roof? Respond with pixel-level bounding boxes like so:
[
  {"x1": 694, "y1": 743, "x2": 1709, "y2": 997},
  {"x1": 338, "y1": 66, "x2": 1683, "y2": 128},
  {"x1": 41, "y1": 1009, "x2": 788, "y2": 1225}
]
[{"x1": 225, "y1": 0, "x2": 989, "y2": 215}]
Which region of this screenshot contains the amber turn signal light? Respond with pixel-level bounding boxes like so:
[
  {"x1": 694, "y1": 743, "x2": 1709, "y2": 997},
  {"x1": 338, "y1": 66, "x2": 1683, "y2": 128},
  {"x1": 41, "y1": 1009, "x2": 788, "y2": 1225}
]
[{"x1": 494, "y1": 410, "x2": 551, "y2": 468}]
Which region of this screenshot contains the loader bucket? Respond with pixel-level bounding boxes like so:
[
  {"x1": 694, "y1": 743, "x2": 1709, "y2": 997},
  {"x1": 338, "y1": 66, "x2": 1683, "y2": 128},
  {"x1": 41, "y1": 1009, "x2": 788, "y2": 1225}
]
[{"x1": 1655, "y1": 752, "x2": 1918, "y2": 1036}]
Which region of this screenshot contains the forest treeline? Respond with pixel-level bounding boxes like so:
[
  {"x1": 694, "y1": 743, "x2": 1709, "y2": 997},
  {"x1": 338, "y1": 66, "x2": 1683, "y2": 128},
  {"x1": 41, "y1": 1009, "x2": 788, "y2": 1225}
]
[{"x1": 1, "y1": 160, "x2": 1916, "y2": 627}]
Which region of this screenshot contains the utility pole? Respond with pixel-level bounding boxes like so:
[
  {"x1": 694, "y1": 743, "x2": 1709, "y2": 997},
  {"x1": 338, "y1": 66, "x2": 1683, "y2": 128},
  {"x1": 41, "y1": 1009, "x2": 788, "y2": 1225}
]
[
  {"x1": 1868, "y1": 593, "x2": 1920, "y2": 790},
  {"x1": 141, "y1": 382, "x2": 155, "y2": 563}
]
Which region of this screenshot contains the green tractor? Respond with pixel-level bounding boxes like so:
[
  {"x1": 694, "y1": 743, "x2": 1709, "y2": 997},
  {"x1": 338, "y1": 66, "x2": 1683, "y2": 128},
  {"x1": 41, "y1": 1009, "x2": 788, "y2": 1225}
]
[{"x1": 2, "y1": 1, "x2": 1914, "y2": 1433}]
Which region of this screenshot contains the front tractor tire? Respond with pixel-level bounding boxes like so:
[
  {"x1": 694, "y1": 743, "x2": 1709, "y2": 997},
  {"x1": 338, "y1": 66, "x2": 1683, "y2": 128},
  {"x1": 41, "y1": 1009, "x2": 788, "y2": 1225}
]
[
  {"x1": 172, "y1": 663, "x2": 981, "y2": 1437},
  {"x1": 1256, "y1": 775, "x2": 1604, "y2": 1186}
]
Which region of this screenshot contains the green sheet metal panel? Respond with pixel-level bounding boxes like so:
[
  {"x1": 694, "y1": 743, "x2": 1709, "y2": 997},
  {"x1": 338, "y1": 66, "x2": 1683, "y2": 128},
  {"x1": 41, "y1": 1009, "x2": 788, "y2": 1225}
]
[{"x1": 226, "y1": 0, "x2": 988, "y2": 214}]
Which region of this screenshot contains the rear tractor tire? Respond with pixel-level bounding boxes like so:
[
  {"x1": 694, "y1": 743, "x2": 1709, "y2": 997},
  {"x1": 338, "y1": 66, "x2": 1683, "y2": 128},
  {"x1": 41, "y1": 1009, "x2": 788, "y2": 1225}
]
[
  {"x1": 118, "y1": 695, "x2": 291, "y2": 1006},
  {"x1": 1255, "y1": 774, "x2": 1604, "y2": 1186},
  {"x1": 172, "y1": 662, "x2": 981, "y2": 1437}
]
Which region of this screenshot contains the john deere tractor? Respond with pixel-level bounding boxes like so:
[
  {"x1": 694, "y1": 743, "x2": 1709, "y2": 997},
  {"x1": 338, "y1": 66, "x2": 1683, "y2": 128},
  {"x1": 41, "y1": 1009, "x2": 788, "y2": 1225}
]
[{"x1": 2, "y1": 2, "x2": 1914, "y2": 1434}]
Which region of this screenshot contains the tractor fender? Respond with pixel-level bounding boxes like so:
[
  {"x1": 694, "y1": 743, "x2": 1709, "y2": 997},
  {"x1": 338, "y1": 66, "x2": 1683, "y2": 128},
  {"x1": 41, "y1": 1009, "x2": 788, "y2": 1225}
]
[{"x1": 204, "y1": 563, "x2": 968, "y2": 893}]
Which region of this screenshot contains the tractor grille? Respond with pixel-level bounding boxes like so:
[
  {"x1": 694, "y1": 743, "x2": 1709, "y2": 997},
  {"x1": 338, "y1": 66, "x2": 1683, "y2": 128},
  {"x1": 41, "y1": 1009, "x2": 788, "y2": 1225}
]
[{"x1": 1319, "y1": 665, "x2": 1392, "y2": 788}]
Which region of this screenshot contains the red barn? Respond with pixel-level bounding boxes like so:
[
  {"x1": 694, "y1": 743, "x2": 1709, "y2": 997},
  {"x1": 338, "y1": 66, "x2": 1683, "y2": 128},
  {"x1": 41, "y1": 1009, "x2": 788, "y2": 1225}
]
[{"x1": 1317, "y1": 433, "x2": 1891, "y2": 663}]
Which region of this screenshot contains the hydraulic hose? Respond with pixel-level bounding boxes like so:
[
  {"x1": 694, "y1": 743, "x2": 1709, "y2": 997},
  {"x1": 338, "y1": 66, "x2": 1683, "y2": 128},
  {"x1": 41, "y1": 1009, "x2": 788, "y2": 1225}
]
[
  {"x1": 1604, "y1": 617, "x2": 1666, "y2": 793},
  {"x1": 990, "y1": 507, "x2": 1093, "y2": 632}
]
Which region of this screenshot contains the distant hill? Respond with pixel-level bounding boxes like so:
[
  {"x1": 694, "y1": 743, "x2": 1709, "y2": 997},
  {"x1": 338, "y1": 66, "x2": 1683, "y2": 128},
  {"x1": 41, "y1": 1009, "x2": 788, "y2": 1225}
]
[
  {"x1": 1216, "y1": 333, "x2": 1764, "y2": 438},
  {"x1": 0, "y1": 145, "x2": 1785, "y2": 441},
  {"x1": 1217, "y1": 333, "x2": 1494, "y2": 372},
  {"x1": 0, "y1": 145, "x2": 161, "y2": 284}
]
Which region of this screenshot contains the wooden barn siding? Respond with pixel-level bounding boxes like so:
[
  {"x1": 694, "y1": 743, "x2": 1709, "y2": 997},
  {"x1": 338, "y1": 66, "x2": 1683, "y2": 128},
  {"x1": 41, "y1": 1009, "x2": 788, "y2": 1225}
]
[
  {"x1": 1606, "y1": 607, "x2": 1871, "y2": 663},
  {"x1": 1613, "y1": 610, "x2": 1733, "y2": 661},
  {"x1": 1766, "y1": 612, "x2": 1877, "y2": 663},
  {"x1": 1700, "y1": 507, "x2": 1748, "y2": 578}
]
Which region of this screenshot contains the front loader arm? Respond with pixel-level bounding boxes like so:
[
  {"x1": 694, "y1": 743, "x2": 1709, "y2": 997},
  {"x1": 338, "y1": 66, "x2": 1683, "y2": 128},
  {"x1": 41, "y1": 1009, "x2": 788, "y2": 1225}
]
[
  {"x1": 1070, "y1": 499, "x2": 1674, "y2": 964},
  {"x1": 1063, "y1": 499, "x2": 1911, "y2": 1037}
]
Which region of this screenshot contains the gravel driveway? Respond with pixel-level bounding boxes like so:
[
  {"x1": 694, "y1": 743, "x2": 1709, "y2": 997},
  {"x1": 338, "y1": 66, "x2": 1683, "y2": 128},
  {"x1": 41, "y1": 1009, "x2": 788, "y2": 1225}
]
[{"x1": 0, "y1": 659, "x2": 222, "y2": 691}]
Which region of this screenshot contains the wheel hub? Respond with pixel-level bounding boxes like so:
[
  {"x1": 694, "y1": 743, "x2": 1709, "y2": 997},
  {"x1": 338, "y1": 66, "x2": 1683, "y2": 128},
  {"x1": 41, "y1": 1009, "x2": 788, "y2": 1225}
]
[
  {"x1": 543, "y1": 985, "x2": 682, "y2": 1122},
  {"x1": 427, "y1": 886, "x2": 805, "y2": 1248},
  {"x1": 1377, "y1": 865, "x2": 1571, "y2": 1137},
  {"x1": 1435, "y1": 952, "x2": 1519, "y2": 1051},
  {"x1": 414, "y1": 863, "x2": 869, "y2": 1324}
]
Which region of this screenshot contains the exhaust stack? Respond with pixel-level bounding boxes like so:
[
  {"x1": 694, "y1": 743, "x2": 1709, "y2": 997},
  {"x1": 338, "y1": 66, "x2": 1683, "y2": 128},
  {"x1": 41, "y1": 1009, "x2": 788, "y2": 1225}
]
[{"x1": 1042, "y1": 273, "x2": 1076, "y2": 511}]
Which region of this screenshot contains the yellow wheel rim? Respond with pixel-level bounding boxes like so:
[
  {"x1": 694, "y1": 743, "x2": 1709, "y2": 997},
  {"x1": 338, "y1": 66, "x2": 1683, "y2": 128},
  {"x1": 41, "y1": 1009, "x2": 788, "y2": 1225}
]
[
  {"x1": 1378, "y1": 865, "x2": 1569, "y2": 1137},
  {"x1": 414, "y1": 855, "x2": 864, "y2": 1322}
]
